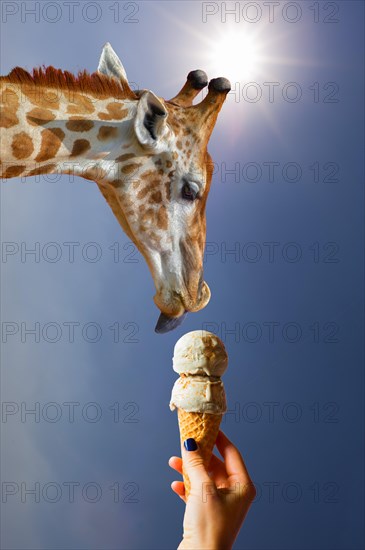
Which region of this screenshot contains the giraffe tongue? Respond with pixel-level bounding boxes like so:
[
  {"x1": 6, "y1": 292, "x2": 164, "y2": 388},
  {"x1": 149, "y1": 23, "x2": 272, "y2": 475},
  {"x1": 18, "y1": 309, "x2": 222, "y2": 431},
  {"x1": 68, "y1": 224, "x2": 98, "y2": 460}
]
[{"x1": 155, "y1": 312, "x2": 187, "y2": 334}]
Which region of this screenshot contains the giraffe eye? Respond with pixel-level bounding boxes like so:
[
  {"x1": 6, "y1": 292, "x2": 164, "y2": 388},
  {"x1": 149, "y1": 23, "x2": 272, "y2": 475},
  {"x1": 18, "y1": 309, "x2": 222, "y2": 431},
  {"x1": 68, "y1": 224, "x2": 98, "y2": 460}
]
[{"x1": 182, "y1": 182, "x2": 198, "y2": 201}]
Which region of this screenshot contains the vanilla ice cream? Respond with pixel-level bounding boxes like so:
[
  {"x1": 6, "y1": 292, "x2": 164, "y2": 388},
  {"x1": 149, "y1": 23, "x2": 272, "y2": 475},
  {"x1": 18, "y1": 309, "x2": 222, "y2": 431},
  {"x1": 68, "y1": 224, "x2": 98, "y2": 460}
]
[
  {"x1": 170, "y1": 330, "x2": 228, "y2": 414},
  {"x1": 170, "y1": 375, "x2": 226, "y2": 414},
  {"x1": 172, "y1": 330, "x2": 228, "y2": 377}
]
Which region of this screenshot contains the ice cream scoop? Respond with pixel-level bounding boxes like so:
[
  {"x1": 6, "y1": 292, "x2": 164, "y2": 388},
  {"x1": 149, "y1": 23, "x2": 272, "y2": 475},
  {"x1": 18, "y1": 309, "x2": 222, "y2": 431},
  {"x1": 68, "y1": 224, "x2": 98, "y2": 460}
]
[
  {"x1": 170, "y1": 375, "x2": 227, "y2": 414},
  {"x1": 170, "y1": 330, "x2": 228, "y2": 497},
  {"x1": 172, "y1": 330, "x2": 228, "y2": 377}
]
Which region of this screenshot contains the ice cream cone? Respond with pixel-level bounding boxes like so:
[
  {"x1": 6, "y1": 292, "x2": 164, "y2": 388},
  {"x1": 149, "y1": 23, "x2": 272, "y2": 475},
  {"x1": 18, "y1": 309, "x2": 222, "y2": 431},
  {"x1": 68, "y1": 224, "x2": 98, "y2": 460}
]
[
  {"x1": 178, "y1": 408, "x2": 222, "y2": 498},
  {"x1": 170, "y1": 331, "x2": 228, "y2": 499}
]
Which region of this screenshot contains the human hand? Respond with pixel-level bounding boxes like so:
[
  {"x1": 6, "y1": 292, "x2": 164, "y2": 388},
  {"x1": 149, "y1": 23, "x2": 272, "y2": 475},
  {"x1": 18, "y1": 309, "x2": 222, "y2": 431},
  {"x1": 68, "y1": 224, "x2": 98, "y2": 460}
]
[{"x1": 169, "y1": 430, "x2": 256, "y2": 550}]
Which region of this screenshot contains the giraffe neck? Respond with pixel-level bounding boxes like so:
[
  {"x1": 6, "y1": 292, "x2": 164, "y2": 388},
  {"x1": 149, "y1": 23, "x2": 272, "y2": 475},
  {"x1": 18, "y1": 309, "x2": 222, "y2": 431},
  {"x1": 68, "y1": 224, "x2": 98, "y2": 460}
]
[{"x1": 0, "y1": 82, "x2": 139, "y2": 182}]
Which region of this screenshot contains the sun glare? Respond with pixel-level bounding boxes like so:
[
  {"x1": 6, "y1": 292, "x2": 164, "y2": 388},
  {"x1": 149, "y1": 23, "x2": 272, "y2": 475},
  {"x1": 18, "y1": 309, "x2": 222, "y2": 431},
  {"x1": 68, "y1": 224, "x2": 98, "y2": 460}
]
[
  {"x1": 208, "y1": 31, "x2": 261, "y2": 82},
  {"x1": 154, "y1": 3, "x2": 315, "y2": 141}
]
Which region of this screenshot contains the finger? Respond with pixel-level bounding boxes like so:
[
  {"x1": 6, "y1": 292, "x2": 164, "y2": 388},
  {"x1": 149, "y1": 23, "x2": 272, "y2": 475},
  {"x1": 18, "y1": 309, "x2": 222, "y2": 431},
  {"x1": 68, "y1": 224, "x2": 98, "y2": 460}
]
[
  {"x1": 208, "y1": 452, "x2": 225, "y2": 472},
  {"x1": 216, "y1": 430, "x2": 252, "y2": 483},
  {"x1": 171, "y1": 481, "x2": 186, "y2": 501},
  {"x1": 181, "y1": 438, "x2": 216, "y2": 495},
  {"x1": 208, "y1": 453, "x2": 228, "y2": 484},
  {"x1": 168, "y1": 456, "x2": 183, "y2": 475},
  {"x1": 208, "y1": 454, "x2": 229, "y2": 489}
]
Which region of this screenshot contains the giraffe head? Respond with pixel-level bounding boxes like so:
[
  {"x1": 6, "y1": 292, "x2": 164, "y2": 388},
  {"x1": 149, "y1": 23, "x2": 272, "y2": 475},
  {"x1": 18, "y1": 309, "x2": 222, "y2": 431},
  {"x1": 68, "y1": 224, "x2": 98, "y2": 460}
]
[{"x1": 97, "y1": 44, "x2": 231, "y2": 333}]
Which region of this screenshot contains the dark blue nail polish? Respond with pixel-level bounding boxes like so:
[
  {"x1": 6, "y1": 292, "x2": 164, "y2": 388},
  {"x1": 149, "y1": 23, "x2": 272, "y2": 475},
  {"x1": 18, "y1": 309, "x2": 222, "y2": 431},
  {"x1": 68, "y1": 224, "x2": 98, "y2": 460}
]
[{"x1": 184, "y1": 438, "x2": 198, "y2": 451}]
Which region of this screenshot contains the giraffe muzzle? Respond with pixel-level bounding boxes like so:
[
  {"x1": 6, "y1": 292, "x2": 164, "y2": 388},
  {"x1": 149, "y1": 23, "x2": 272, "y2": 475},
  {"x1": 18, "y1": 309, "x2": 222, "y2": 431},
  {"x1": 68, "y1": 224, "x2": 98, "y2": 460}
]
[{"x1": 154, "y1": 280, "x2": 211, "y2": 334}]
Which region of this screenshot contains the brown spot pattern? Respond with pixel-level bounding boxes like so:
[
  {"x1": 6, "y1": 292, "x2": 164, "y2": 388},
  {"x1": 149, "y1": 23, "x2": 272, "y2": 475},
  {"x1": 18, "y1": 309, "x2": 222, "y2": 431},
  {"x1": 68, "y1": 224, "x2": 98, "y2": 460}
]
[
  {"x1": 11, "y1": 131, "x2": 34, "y2": 159},
  {"x1": 98, "y1": 103, "x2": 128, "y2": 121},
  {"x1": 121, "y1": 163, "x2": 141, "y2": 175},
  {"x1": 26, "y1": 107, "x2": 56, "y2": 126},
  {"x1": 66, "y1": 119, "x2": 94, "y2": 132},
  {"x1": 109, "y1": 179, "x2": 123, "y2": 188},
  {"x1": 21, "y1": 86, "x2": 60, "y2": 110},
  {"x1": 35, "y1": 127, "x2": 65, "y2": 162},
  {"x1": 137, "y1": 186, "x2": 150, "y2": 200},
  {"x1": 70, "y1": 139, "x2": 91, "y2": 157},
  {"x1": 115, "y1": 153, "x2": 135, "y2": 162},
  {"x1": 4, "y1": 165, "x2": 26, "y2": 178},
  {"x1": 150, "y1": 191, "x2": 162, "y2": 203},
  {"x1": 141, "y1": 170, "x2": 156, "y2": 180},
  {"x1": 169, "y1": 118, "x2": 180, "y2": 133},
  {"x1": 0, "y1": 87, "x2": 19, "y2": 128},
  {"x1": 157, "y1": 205, "x2": 168, "y2": 230},
  {"x1": 97, "y1": 125, "x2": 118, "y2": 141},
  {"x1": 150, "y1": 178, "x2": 161, "y2": 190},
  {"x1": 27, "y1": 163, "x2": 57, "y2": 176},
  {"x1": 165, "y1": 181, "x2": 171, "y2": 200},
  {"x1": 67, "y1": 94, "x2": 95, "y2": 115}
]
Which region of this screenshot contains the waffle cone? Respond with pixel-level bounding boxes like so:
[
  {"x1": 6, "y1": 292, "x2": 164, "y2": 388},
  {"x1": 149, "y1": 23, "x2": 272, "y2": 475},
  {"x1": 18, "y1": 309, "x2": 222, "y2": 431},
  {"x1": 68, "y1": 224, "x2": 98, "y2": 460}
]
[{"x1": 177, "y1": 408, "x2": 222, "y2": 498}]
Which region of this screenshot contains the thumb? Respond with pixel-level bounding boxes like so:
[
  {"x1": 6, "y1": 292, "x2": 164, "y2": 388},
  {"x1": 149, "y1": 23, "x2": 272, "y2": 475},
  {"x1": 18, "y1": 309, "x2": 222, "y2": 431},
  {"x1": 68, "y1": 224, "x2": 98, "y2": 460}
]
[{"x1": 182, "y1": 438, "x2": 216, "y2": 493}]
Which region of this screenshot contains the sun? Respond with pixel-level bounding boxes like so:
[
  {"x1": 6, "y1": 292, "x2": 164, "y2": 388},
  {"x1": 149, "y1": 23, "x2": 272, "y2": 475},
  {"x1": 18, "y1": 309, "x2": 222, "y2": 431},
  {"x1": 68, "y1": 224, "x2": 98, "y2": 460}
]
[{"x1": 207, "y1": 31, "x2": 261, "y2": 82}]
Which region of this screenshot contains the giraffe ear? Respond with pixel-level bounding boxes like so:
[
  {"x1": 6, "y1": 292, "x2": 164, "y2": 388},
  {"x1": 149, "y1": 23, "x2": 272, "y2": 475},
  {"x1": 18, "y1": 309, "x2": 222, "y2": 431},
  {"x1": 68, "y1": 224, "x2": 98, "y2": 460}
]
[
  {"x1": 97, "y1": 42, "x2": 128, "y2": 83},
  {"x1": 134, "y1": 91, "x2": 168, "y2": 148}
]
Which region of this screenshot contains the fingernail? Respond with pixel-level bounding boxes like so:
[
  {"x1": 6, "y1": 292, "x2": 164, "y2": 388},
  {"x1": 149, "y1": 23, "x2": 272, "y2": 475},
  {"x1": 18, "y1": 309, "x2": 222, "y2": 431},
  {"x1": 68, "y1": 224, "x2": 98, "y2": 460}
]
[{"x1": 184, "y1": 438, "x2": 198, "y2": 451}]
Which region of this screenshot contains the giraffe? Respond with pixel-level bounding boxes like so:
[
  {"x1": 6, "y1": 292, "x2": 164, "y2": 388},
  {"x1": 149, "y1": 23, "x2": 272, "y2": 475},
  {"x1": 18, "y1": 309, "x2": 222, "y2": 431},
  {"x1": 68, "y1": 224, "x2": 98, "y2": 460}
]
[{"x1": 0, "y1": 43, "x2": 231, "y2": 333}]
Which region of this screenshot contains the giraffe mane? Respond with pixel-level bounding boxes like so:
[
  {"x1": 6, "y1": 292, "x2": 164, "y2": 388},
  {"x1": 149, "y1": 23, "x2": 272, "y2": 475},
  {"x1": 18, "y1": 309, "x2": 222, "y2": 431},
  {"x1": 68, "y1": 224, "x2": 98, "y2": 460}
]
[{"x1": 1, "y1": 65, "x2": 138, "y2": 100}]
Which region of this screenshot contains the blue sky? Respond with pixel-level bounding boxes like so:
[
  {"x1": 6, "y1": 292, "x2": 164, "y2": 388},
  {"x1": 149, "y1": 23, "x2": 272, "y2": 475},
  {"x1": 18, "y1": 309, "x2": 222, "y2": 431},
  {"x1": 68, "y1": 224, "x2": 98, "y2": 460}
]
[{"x1": 1, "y1": 2, "x2": 364, "y2": 549}]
